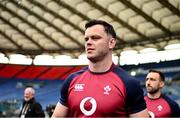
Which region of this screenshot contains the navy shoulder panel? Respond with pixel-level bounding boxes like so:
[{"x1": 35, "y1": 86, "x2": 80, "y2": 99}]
[
  {"x1": 59, "y1": 66, "x2": 88, "y2": 106},
  {"x1": 113, "y1": 66, "x2": 146, "y2": 113},
  {"x1": 162, "y1": 94, "x2": 180, "y2": 117}
]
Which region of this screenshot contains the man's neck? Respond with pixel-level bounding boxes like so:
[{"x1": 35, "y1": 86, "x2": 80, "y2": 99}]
[
  {"x1": 89, "y1": 57, "x2": 113, "y2": 73},
  {"x1": 147, "y1": 92, "x2": 161, "y2": 99}
]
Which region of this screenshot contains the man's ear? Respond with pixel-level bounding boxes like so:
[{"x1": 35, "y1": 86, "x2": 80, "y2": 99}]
[
  {"x1": 160, "y1": 81, "x2": 165, "y2": 88},
  {"x1": 109, "y1": 38, "x2": 116, "y2": 49}
]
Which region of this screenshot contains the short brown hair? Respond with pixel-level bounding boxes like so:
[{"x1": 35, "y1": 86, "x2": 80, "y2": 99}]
[
  {"x1": 85, "y1": 19, "x2": 116, "y2": 39},
  {"x1": 149, "y1": 69, "x2": 165, "y2": 81}
]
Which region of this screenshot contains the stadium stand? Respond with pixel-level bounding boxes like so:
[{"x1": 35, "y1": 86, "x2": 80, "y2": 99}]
[
  {"x1": 0, "y1": 0, "x2": 180, "y2": 117},
  {"x1": 0, "y1": 60, "x2": 179, "y2": 116},
  {"x1": 0, "y1": 65, "x2": 84, "y2": 116}
]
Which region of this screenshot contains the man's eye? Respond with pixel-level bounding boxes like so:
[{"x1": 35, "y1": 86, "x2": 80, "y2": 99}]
[
  {"x1": 91, "y1": 36, "x2": 101, "y2": 40},
  {"x1": 84, "y1": 38, "x2": 88, "y2": 41}
]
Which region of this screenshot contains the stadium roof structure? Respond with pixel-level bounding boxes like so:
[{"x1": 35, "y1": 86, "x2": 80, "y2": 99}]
[{"x1": 0, "y1": 0, "x2": 180, "y2": 58}]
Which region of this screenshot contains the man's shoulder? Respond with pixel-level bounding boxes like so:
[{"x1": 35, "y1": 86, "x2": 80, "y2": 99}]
[
  {"x1": 112, "y1": 65, "x2": 140, "y2": 83},
  {"x1": 63, "y1": 66, "x2": 88, "y2": 82},
  {"x1": 162, "y1": 94, "x2": 180, "y2": 116},
  {"x1": 31, "y1": 99, "x2": 42, "y2": 106},
  {"x1": 69, "y1": 66, "x2": 88, "y2": 77},
  {"x1": 162, "y1": 94, "x2": 179, "y2": 105}
]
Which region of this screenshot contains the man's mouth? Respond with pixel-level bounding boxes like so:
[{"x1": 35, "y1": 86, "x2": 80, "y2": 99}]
[
  {"x1": 87, "y1": 48, "x2": 94, "y2": 52},
  {"x1": 146, "y1": 86, "x2": 152, "y2": 90}
]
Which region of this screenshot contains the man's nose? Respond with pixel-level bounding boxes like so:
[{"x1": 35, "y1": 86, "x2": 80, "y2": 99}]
[
  {"x1": 146, "y1": 79, "x2": 150, "y2": 84},
  {"x1": 86, "y1": 39, "x2": 93, "y2": 45}
]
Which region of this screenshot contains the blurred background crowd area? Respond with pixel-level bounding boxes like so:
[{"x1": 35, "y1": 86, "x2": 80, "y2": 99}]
[
  {"x1": 0, "y1": 0, "x2": 180, "y2": 117},
  {"x1": 0, "y1": 59, "x2": 180, "y2": 117}
]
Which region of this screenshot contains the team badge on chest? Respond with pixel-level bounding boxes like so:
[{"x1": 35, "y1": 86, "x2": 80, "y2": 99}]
[{"x1": 104, "y1": 85, "x2": 111, "y2": 95}]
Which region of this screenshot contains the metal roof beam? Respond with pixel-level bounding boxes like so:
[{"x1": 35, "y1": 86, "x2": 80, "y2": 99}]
[
  {"x1": 28, "y1": 0, "x2": 84, "y2": 48},
  {"x1": 0, "y1": 47, "x2": 84, "y2": 56},
  {"x1": 0, "y1": 30, "x2": 22, "y2": 50},
  {"x1": 115, "y1": 34, "x2": 180, "y2": 50},
  {"x1": 158, "y1": 0, "x2": 180, "y2": 17},
  {"x1": 32, "y1": 0, "x2": 84, "y2": 33},
  {"x1": 0, "y1": 4, "x2": 45, "y2": 50},
  {"x1": 54, "y1": 0, "x2": 90, "y2": 21},
  {"x1": 85, "y1": 0, "x2": 150, "y2": 41},
  {"x1": 118, "y1": 0, "x2": 172, "y2": 36},
  {"x1": 54, "y1": 0, "x2": 126, "y2": 44},
  {"x1": 11, "y1": 0, "x2": 67, "y2": 50}
]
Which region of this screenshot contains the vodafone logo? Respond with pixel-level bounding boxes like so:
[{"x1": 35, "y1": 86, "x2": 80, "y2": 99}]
[{"x1": 80, "y1": 97, "x2": 97, "y2": 116}]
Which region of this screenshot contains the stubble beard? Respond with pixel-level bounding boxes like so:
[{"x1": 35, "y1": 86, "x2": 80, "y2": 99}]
[
  {"x1": 87, "y1": 55, "x2": 101, "y2": 63},
  {"x1": 24, "y1": 97, "x2": 30, "y2": 101},
  {"x1": 147, "y1": 86, "x2": 159, "y2": 94},
  {"x1": 87, "y1": 51, "x2": 107, "y2": 63}
]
